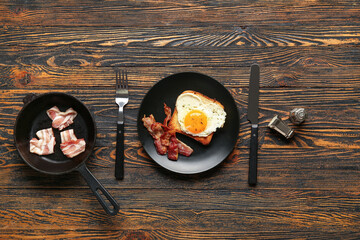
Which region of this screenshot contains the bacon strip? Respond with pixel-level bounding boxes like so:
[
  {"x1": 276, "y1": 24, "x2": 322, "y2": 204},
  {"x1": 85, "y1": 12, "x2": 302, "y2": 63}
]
[
  {"x1": 177, "y1": 140, "x2": 194, "y2": 157},
  {"x1": 47, "y1": 106, "x2": 77, "y2": 131},
  {"x1": 60, "y1": 129, "x2": 86, "y2": 158},
  {"x1": 142, "y1": 114, "x2": 167, "y2": 155},
  {"x1": 142, "y1": 103, "x2": 193, "y2": 160},
  {"x1": 163, "y1": 103, "x2": 172, "y2": 126},
  {"x1": 30, "y1": 128, "x2": 56, "y2": 155},
  {"x1": 160, "y1": 130, "x2": 172, "y2": 147},
  {"x1": 154, "y1": 138, "x2": 167, "y2": 155},
  {"x1": 167, "y1": 135, "x2": 179, "y2": 160}
]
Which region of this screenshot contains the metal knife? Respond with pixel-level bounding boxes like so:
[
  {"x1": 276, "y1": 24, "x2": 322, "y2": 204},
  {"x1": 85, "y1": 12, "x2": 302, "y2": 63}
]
[{"x1": 247, "y1": 64, "x2": 260, "y2": 186}]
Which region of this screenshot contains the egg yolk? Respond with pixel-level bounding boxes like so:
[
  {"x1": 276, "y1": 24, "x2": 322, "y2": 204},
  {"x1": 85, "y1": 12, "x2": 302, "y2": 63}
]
[{"x1": 184, "y1": 109, "x2": 207, "y2": 134}]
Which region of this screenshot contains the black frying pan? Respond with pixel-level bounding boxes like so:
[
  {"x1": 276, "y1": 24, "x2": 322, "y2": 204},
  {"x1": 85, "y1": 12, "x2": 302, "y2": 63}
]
[{"x1": 14, "y1": 92, "x2": 119, "y2": 215}]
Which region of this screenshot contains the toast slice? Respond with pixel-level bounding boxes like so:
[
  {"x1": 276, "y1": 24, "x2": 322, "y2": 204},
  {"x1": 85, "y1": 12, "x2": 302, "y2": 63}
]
[{"x1": 168, "y1": 90, "x2": 225, "y2": 145}]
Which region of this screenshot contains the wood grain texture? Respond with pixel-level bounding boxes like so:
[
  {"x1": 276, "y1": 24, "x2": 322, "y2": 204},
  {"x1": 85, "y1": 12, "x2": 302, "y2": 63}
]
[
  {"x1": 2, "y1": 188, "x2": 360, "y2": 211},
  {"x1": 1, "y1": 230, "x2": 360, "y2": 240},
  {"x1": 0, "y1": 44, "x2": 359, "y2": 68},
  {"x1": 1, "y1": 146, "x2": 360, "y2": 190},
  {"x1": 0, "y1": 0, "x2": 359, "y2": 27},
  {"x1": 1, "y1": 26, "x2": 359, "y2": 48},
  {"x1": 2, "y1": 66, "x2": 360, "y2": 88},
  {"x1": 0, "y1": 208, "x2": 359, "y2": 232},
  {"x1": 0, "y1": 0, "x2": 359, "y2": 238}
]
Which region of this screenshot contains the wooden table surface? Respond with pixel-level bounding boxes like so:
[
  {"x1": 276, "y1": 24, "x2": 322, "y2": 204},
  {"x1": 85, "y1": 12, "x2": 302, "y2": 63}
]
[{"x1": 1, "y1": 0, "x2": 360, "y2": 239}]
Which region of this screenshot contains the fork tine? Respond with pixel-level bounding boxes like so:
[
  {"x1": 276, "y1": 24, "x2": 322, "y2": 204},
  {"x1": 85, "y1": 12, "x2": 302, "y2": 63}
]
[
  {"x1": 121, "y1": 70, "x2": 125, "y2": 88},
  {"x1": 115, "y1": 69, "x2": 129, "y2": 89},
  {"x1": 115, "y1": 69, "x2": 120, "y2": 88},
  {"x1": 120, "y1": 70, "x2": 127, "y2": 89}
]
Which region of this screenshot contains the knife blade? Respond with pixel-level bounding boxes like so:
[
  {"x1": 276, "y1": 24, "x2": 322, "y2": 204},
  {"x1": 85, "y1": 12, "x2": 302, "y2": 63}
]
[{"x1": 247, "y1": 64, "x2": 260, "y2": 186}]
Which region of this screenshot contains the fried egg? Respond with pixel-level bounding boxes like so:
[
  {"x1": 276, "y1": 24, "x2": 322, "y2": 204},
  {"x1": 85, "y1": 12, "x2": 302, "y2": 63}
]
[{"x1": 176, "y1": 92, "x2": 226, "y2": 137}]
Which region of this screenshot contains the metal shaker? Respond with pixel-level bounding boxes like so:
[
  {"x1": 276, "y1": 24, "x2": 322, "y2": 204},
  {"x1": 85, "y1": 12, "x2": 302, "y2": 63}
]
[
  {"x1": 289, "y1": 108, "x2": 307, "y2": 124},
  {"x1": 268, "y1": 115, "x2": 295, "y2": 139}
]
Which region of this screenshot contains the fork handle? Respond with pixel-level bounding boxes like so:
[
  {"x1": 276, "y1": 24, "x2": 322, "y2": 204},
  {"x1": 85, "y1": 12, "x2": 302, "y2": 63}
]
[{"x1": 115, "y1": 123, "x2": 125, "y2": 180}]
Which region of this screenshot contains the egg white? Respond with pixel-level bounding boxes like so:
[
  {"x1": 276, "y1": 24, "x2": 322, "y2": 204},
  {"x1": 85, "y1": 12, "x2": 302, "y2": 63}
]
[{"x1": 176, "y1": 92, "x2": 226, "y2": 137}]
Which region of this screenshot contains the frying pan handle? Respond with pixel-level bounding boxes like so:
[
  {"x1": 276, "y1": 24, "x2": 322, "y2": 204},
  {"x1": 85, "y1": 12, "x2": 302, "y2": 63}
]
[
  {"x1": 23, "y1": 93, "x2": 38, "y2": 105},
  {"x1": 77, "y1": 164, "x2": 120, "y2": 216}
]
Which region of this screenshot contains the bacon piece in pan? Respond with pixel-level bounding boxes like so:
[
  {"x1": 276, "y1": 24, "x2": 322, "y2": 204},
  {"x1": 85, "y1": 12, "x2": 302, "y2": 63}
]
[
  {"x1": 30, "y1": 128, "x2": 56, "y2": 155},
  {"x1": 60, "y1": 129, "x2": 86, "y2": 158},
  {"x1": 47, "y1": 106, "x2": 77, "y2": 131}
]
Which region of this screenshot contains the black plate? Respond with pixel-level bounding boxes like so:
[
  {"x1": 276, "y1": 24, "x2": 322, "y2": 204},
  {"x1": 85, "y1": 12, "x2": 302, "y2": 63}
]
[{"x1": 137, "y1": 72, "x2": 239, "y2": 174}]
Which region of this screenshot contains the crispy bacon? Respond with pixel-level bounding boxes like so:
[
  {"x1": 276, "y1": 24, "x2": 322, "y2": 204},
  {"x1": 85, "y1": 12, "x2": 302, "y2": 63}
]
[
  {"x1": 142, "y1": 103, "x2": 193, "y2": 160},
  {"x1": 142, "y1": 114, "x2": 155, "y2": 132},
  {"x1": 151, "y1": 122, "x2": 164, "y2": 139},
  {"x1": 160, "y1": 130, "x2": 172, "y2": 147},
  {"x1": 142, "y1": 115, "x2": 167, "y2": 155},
  {"x1": 142, "y1": 115, "x2": 163, "y2": 138},
  {"x1": 30, "y1": 128, "x2": 56, "y2": 155},
  {"x1": 167, "y1": 135, "x2": 179, "y2": 160},
  {"x1": 154, "y1": 138, "x2": 167, "y2": 155},
  {"x1": 60, "y1": 129, "x2": 86, "y2": 158},
  {"x1": 160, "y1": 104, "x2": 173, "y2": 146},
  {"x1": 47, "y1": 106, "x2": 77, "y2": 131},
  {"x1": 163, "y1": 103, "x2": 172, "y2": 126},
  {"x1": 177, "y1": 140, "x2": 194, "y2": 157}
]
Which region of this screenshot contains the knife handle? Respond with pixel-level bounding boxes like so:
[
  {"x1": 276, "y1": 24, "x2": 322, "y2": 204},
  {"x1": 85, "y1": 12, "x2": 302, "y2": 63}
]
[
  {"x1": 248, "y1": 125, "x2": 258, "y2": 186},
  {"x1": 115, "y1": 123, "x2": 125, "y2": 180}
]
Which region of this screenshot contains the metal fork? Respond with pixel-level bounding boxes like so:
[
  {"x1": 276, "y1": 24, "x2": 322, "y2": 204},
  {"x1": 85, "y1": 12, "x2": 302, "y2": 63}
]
[{"x1": 115, "y1": 69, "x2": 129, "y2": 180}]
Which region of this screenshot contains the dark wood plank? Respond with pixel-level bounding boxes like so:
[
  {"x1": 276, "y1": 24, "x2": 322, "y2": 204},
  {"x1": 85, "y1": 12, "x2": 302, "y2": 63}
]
[
  {"x1": 2, "y1": 147, "x2": 360, "y2": 190},
  {"x1": 0, "y1": 45, "x2": 358, "y2": 68},
  {"x1": 1, "y1": 229, "x2": 360, "y2": 240},
  {"x1": 1, "y1": 26, "x2": 359, "y2": 48},
  {"x1": 0, "y1": 187, "x2": 359, "y2": 237},
  {"x1": 2, "y1": 66, "x2": 360, "y2": 89},
  {"x1": 0, "y1": 0, "x2": 359, "y2": 27},
  {"x1": 1, "y1": 188, "x2": 359, "y2": 212},
  {"x1": 0, "y1": 208, "x2": 358, "y2": 231}
]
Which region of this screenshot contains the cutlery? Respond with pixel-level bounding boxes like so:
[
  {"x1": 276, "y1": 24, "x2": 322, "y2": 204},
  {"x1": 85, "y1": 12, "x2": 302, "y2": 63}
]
[
  {"x1": 247, "y1": 64, "x2": 260, "y2": 186},
  {"x1": 115, "y1": 69, "x2": 129, "y2": 180}
]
